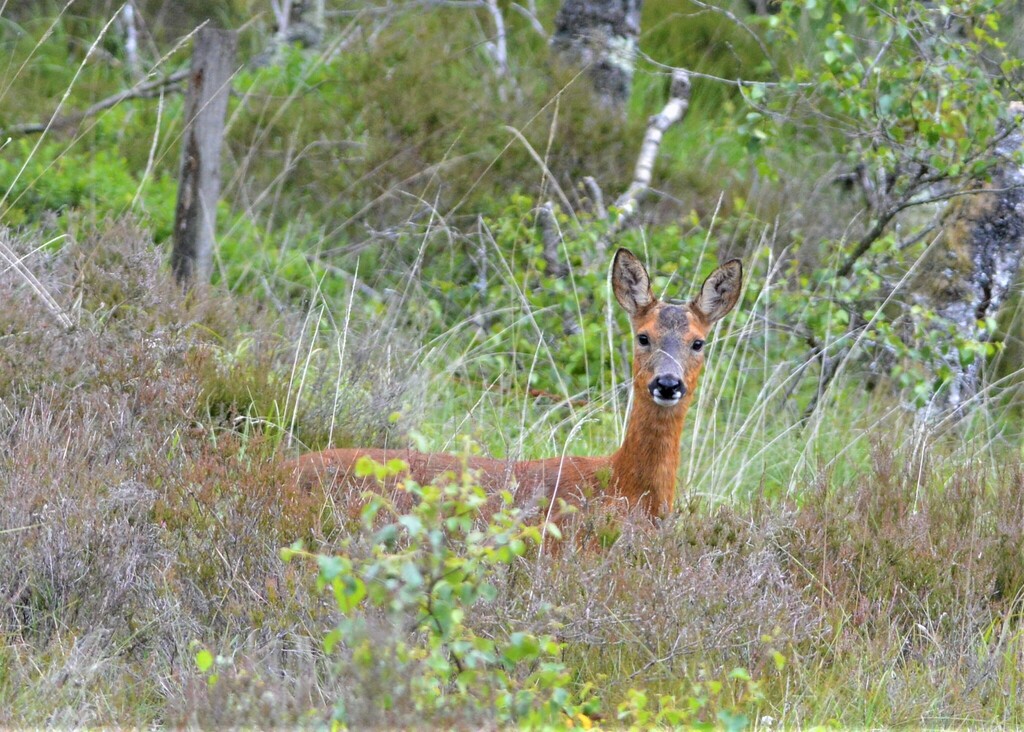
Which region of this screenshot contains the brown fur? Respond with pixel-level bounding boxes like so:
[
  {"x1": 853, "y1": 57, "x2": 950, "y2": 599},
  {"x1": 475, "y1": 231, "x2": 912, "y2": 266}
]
[{"x1": 286, "y1": 249, "x2": 743, "y2": 533}]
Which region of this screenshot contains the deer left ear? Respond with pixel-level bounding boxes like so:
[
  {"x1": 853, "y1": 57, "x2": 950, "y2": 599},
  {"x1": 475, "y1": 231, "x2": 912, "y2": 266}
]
[
  {"x1": 693, "y1": 259, "x2": 743, "y2": 325},
  {"x1": 612, "y1": 248, "x2": 655, "y2": 316}
]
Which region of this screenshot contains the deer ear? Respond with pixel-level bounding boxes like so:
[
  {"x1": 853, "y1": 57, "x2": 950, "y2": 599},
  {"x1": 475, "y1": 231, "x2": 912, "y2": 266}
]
[
  {"x1": 612, "y1": 248, "x2": 655, "y2": 316},
  {"x1": 693, "y1": 259, "x2": 743, "y2": 325}
]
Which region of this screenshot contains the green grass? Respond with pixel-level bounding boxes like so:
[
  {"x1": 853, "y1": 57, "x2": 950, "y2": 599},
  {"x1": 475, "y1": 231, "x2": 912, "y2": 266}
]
[
  {"x1": 4, "y1": 213, "x2": 1022, "y2": 727},
  {"x1": 2, "y1": 0, "x2": 1024, "y2": 727}
]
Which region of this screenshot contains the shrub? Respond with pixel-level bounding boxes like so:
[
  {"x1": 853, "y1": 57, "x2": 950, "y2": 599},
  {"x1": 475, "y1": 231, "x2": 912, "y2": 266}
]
[{"x1": 282, "y1": 455, "x2": 595, "y2": 729}]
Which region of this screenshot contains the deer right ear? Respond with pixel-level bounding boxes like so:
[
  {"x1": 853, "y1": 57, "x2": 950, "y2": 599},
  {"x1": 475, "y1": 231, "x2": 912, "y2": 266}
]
[
  {"x1": 612, "y1": 248, "x2": 655, "y2": 316},
  {"x1": 692, "y1": 258, "x2": 743, "y2": 325}
]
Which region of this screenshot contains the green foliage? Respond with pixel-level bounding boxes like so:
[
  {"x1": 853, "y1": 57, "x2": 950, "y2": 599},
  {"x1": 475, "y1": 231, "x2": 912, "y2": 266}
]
[
  {"x1": 616, "y1": 666, "x2": 769, "y2": 731},
  {"x1": 754, "y1": 0, "x2": 1021, "y2": 211},
  {"x1": 5, "y1": 1, "x2": 1024, "y2": 727},
  {"x1": 731, "y1": 0, "x2": 1024, "y2": 406},
  {"x1": 0, "y1": 136, "x2": 178, "y2": 237},
  {"x1": 283, "y1": 455, "x2": 596, "y2": 729}
]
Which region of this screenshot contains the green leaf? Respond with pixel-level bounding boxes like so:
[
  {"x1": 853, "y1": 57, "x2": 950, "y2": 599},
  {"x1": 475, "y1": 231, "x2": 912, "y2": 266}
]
[
  {"x1": 317, "y1": 555, "x2": 347, "y2": 583},
  {"x1": 729, "y1": 667, "x2": 753, "y2": 683},
  {"x1": 195, "y1": 649, "x2": 214, "y2": 673},
  {"x1": 354, "y1": 455, "x2": 378, "y2": 478},
  {"x1": 335, "y1": 576, "x2": 367, "y2": 614},
  {"x1": 503, "y1": 632, "x2": 542, "y2": 663},
  {"x1": 373, "y1": 523, "x2": 399, "y2": 547},
  {"x1": 717, "y1": 710, "x2": 750, "y2": 732},
  {"x1": 385, "y1": 458, "x2": 409, "y2": 475},
  {"x1": 400, "y1": 561, "x2": 424, "y2": 588},
  {"x1": 324, "y1": 627, "x2": 343, "y2": 654},
  {"x1": 399, "y1": 514, "x2": 424, "y2": 537}
]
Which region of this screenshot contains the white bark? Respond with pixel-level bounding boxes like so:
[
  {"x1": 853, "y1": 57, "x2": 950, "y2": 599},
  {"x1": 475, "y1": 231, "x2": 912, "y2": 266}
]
[
  {"x1": 119, "y1": 2, "x2": 141, "y2": 78},
  {"x1": 614, "y1": 69, "x2": 691, "y2": 225}
]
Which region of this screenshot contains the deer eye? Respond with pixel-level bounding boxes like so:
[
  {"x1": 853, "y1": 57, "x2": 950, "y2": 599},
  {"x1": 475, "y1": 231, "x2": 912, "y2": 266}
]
[
  {"x1": 637, "y1": 334, "x2": 650, "y2": 347},
  {"x1": 692, "y1": 339, "x2": 705, "y2": 352}
]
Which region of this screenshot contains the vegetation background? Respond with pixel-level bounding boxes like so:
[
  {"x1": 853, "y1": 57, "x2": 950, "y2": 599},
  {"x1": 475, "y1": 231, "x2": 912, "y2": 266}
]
[{"x1": 2, "y1": 0, "x2": 1024, "y2": 727}]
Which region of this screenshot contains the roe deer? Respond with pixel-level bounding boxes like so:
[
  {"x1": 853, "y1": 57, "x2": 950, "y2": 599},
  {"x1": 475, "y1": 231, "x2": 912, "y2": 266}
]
[{"x1": 288, "y1": 248, "x2": 742, "y2": 528}]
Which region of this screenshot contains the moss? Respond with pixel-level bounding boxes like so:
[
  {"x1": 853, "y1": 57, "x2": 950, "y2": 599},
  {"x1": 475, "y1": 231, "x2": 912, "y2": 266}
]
[{"x1": 913, "y1": 189, "x2": 994, "y2": 313}]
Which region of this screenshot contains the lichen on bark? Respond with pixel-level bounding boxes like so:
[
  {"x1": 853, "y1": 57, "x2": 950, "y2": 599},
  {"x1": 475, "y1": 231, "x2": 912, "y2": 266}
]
[
  {"x1": 912, "y1": 103, "x2": 1024, "y2": 416},
  {"x1": 551, "y1": 0, "x2": 643, "y2": 110}
]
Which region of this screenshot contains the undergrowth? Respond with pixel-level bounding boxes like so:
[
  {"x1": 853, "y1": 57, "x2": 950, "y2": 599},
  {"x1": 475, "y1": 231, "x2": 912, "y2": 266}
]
[
  {"x1": 0, "y1": 217, "x2": 1021, "y2": 727},
  {"x1": 3, "y1": 0, "x2": 1024, "y2": 727}
]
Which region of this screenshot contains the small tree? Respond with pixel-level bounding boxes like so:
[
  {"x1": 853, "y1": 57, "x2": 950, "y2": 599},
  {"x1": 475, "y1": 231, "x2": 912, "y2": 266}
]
[{"x1": 743, "y1": 0, "x2": 1024, "y2": 418}]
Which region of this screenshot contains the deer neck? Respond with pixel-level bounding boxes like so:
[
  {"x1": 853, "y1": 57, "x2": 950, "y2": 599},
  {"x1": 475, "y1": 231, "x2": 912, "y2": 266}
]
[{"x1": 610, "y1": 387, "x2": 692, "y2": 517}]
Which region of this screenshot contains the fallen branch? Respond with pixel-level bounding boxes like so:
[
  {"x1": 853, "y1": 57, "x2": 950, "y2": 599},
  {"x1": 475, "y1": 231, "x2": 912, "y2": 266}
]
[
  {"x1": 615, "y1": 69, "x2": 692, "y2": 224},
  {"x1": 581, "y1": 176, "x2": 607, "y2": 220},
  {"x1": 593, "y1": 68, "x2": 691, "y2": 260},
  {"x1": 1, "y1": 68, "x2": 189, "y2": 138},
  {"x1": 536, "y1": 202, "x2": 568, "y2": 278}
]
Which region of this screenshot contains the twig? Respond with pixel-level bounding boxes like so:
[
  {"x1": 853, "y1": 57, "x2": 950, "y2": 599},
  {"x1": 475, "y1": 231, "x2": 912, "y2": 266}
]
[
  {"x1": 835, "y1": 183, "x2": 1024, "y2": 278},
  {"x1": 686, "y1": 0, "x2": 776, "y2": 76},
  {"x1": 1, "y1": 68, "x2": 188, "y2": 138},
  {"x1": 639, "y1": 51, "x2": 812, "y2": 89},
  {"x1": 835, "y1": 209, "x2": 897, "y2": 279},
  {"x1": 536, "y1": 202, "x2": 567, "y2": 278},
  {"x1": 582, "y1": 176, "x2": 607, "y2": 220},
  {"x1": 510, "y1": 2, "x2": 547, "y2": 38},
  {"x1": 799, "y1": 347, "x2": 844, "y2": 424},
  {"x1": 0, "y1": 233, "x2": 74, "y2": 329}
]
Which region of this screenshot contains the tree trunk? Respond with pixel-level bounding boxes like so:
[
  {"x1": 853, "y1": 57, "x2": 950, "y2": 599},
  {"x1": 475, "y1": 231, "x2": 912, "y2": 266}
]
[
  {"x1": 913, "y1": 103, "x2": 1024, "y2": 417},
  {"x1": 551, "y1": 0, "x2": 642, "y2": 110},
  {"x1": 744, "y1": 0, "x2": 781, "y2": 14},
  {"x1": 253, "y1": 0, "x2": 326, "y2": 66},
  {"x1": 171, "y1": 28, "x2": 237, "y2": 286},
  {"x1": 276, "y1": 0, "x2": 325, "y2": 49}
]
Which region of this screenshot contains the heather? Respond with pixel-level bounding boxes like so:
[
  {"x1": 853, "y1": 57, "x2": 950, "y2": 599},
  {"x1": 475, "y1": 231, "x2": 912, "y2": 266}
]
[{"x1": 2, "y1": 1, "x2": 1024, "y2": 727}]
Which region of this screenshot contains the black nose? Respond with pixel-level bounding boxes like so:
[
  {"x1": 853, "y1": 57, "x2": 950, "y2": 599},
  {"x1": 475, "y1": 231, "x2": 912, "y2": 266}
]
[{"x1": 649, "y1": 376, "x2": 685, "y2": 402}]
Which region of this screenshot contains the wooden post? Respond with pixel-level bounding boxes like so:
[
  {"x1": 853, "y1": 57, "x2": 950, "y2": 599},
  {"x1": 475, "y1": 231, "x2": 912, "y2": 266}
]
[{"x1": 172, "y1": 27, "x2": 237, "y2": 286}]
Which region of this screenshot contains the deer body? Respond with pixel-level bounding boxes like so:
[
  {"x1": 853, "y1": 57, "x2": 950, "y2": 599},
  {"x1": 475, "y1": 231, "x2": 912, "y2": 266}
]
[{"x1": 288, "y1": 249, "x2": 742, "y2": 527}]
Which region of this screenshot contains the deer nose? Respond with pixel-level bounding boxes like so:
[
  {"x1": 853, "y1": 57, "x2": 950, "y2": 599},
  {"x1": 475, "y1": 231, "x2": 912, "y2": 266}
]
[{"x1": 649, "y1": 376, "x2": 685, "y2": 405}]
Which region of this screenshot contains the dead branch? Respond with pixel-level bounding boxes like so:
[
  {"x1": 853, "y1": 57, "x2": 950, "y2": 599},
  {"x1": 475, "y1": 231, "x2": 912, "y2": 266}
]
[
  {"x1": 536, "y1": 202, "x2": 567, "y2": 278},
  {"x1": 588, "y1": 68, "x2": 693, "y2": 262},
  {"x1": 1, "y1": 69, "x2": 188, "y2": 138},
  {"x1": 584, "y1": 69, "x2": 691, "y2": 261},
  {"x1": 614, "y1": 69, "x2": 691, "y2": 224},
  {"x1": 582, "y1": 176, "x2": 607, "y2": 220}
]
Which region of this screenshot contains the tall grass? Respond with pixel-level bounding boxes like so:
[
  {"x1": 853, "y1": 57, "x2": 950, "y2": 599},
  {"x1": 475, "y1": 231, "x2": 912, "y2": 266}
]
[{"x1": 2, "y1": 1, "x2": 1024, "y2": 727}]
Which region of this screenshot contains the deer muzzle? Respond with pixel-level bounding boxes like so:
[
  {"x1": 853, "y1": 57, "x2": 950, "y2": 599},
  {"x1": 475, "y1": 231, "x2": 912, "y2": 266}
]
[{"x1": 649, "y1": 375, "x2": 685, "y2": 406}]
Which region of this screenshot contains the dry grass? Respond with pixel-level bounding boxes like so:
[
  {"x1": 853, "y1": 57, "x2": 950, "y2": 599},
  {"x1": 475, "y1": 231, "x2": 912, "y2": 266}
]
[{"x1": 0, "y1": 219, "x2": 1022, "y2": 727}]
